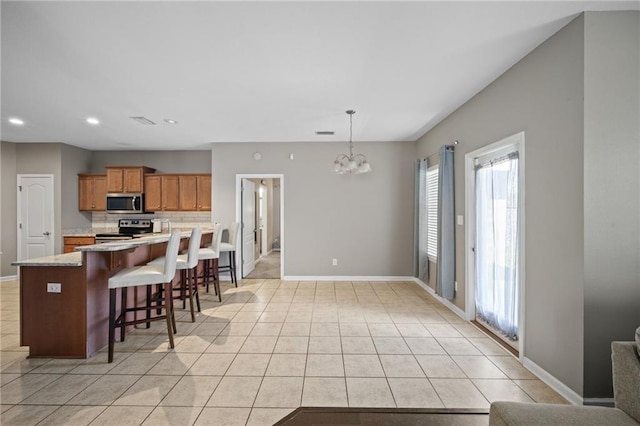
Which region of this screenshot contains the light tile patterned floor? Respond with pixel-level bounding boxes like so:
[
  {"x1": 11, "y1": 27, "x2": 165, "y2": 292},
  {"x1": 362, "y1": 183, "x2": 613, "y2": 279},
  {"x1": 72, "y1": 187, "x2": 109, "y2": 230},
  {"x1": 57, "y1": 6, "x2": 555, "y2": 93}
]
[{"x1": 0, "y1": 279, "x2": 568, "y2": 425}]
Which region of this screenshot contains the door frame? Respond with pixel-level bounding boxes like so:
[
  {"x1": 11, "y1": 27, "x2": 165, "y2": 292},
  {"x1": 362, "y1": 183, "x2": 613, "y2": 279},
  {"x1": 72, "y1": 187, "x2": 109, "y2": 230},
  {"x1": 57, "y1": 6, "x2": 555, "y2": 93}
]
[
  {"x1": 17, "y1": 174, "x2": 55, "y2": 261},
  {"x1": 235, "y1": 174, "x2": 284, "y2": 279},
  {"x1": 464, "y1": 132, "x2": 525, "y2": 360}
]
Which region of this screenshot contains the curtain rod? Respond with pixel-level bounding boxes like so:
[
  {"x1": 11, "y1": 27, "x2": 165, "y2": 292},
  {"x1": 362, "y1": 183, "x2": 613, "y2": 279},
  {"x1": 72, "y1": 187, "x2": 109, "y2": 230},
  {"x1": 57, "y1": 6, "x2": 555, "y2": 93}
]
[{"x1": 422, "y1": 140, "x2": 459, "y2": 161}]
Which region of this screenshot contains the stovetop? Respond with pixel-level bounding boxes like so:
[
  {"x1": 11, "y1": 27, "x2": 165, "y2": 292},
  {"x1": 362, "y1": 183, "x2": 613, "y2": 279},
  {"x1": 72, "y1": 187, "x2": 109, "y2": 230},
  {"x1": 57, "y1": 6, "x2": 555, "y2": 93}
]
[{"x1": 96, "y1": 219, "x2": 153, "y2": 238}]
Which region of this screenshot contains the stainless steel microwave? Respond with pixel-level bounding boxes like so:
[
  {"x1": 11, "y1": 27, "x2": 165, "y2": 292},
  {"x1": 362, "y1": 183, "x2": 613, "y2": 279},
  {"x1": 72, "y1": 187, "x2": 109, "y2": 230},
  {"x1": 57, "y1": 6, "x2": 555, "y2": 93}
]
[{"x1": 106, "y1": 193, "x2": 145, "y2": 214}]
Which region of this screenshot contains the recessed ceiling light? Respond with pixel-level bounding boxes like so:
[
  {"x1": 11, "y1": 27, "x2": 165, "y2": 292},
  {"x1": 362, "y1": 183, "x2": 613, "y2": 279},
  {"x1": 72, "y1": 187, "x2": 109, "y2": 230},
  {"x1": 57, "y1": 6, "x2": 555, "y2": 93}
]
[
  {"x1": 9, "y1": 117, "x2": 24, "y2": 125},
  {"x1": 86, "y1": 117, "x2": 100, "y2": 125},
  {"x1": 164, "y1": 119, "x2": 178, "y2": 124}
]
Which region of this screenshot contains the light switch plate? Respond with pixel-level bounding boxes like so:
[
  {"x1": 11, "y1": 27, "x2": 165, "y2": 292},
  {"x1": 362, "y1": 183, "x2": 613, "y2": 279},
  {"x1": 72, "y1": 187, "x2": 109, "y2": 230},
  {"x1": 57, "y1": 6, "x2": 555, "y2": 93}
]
[{"x1": 457, "y1": 215, "x2": 464, "y2": 226}]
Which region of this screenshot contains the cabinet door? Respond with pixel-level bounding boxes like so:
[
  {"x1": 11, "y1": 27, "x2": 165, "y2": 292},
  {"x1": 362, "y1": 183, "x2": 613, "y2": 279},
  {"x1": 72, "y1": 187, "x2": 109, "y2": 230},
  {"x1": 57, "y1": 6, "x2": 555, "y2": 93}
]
[
  {"x1": 197, "y1": 175, "x2": 212, "y2": 211},
  {"x1": 93, "y1": 176, "x2": 107, "y2": 211},
  {"x1": 144, "y1": 175, "x2": 162, "y2": 212},
  {"x1": 106, "y1": 168, "x2": 123, "y2": 193},
  {"x1": 78, "y1": 176, "x2": 94, "y2": 210},
  {"x1": 124, "y1": 168, "x2": 143, "y2": 193},
  {"x1": 161, "y1": 176, "x2": 180, "y2": 211},
  {"x1": 179, "y1": 176, "x2": 198, "y2": 211}
]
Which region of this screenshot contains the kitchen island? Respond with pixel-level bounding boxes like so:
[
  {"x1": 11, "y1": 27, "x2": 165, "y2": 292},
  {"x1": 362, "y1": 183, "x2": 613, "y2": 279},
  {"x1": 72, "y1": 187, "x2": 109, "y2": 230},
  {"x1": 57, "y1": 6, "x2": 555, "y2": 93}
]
[{"x1": 12, "y1": 230, "x2": 212, "y2": 359}]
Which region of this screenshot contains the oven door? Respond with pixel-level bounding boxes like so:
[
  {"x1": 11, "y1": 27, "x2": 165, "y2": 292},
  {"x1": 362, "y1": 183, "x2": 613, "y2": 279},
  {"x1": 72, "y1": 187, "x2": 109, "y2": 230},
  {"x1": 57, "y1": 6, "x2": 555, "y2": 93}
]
[{"x1": 106, "y1": 193, "x2": 144, "y2": 214}]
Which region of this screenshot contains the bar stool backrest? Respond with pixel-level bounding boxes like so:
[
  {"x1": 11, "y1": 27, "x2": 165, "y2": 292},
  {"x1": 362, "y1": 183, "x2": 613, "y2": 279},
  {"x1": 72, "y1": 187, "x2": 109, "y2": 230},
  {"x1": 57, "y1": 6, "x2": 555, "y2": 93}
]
[
  {"x1": 211, "y1": 223, "x2": 224, "y2": 254},
  {"x1": 163, "y1": 231, "x2": 182, "y2": 282},
  {"x1": 227, "y1": 222, "x2": 240, "y2": 250},
  {"x1": 186, "y1": 227, "x2": 203, "y2": 269}
]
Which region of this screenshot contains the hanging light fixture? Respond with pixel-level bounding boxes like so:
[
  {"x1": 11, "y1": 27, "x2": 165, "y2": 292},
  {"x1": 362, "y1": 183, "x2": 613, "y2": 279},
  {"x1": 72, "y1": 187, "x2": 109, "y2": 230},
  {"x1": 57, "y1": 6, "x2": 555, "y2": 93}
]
[{"x1": 333, "y1": 110, "x2": 371, "y2": 174}]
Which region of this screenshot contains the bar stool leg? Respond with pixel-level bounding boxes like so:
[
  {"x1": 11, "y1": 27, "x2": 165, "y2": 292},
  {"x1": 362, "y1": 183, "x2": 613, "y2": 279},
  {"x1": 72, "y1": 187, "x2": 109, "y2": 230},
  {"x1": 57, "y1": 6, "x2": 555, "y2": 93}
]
[
  {"x1": 186, "y1": 268, "x2": 196, "y2": 322},
  {"x1": 213, "y1": 258, "x2": 221, "y2": 302},
  {"x1": 164, "y1": 281, "x2": 176, "y2": 347},
  {"x1": 192, "y1": 267, "x2": 201, "y2": 312},
  {"x1": 108, "y1": 288, "x2": 117, "y2": 363},
  {"x1": 120, "y1": 288, "x2": 127, "y2": 342}
]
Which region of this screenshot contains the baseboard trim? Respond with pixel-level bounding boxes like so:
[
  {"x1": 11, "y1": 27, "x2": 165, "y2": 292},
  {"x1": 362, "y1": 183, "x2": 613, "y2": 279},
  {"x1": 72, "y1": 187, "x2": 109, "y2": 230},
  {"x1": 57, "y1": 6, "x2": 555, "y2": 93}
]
[
  {"x1": 283, "y1": 276, "x2": 415, "y2": 282},
  {"x1": 413, "y1": 277, "x2": 467, "y2": 321},
  {"x1": 522, "y1": 357, "x2": 583, "y2": 406},
  {"x1": 0, "y1": 275, "x2": 18, "y2": 282},
  {"x1": 583, "y1": 398, "x2": 614, "y2": 407}
]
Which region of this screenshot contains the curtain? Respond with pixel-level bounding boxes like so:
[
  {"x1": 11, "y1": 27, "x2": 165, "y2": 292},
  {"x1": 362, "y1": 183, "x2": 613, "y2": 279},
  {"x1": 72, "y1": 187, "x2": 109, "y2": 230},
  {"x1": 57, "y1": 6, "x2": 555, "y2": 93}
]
[
  {"x1": 415, "y1": 159, "x2": 429, "y2": 282},
  {"x1": 474, "y1": 153, "x2": 519, "y2": 340},
  {"x1": 436, "y1": 145, "x2": 455, "y2": 299}
]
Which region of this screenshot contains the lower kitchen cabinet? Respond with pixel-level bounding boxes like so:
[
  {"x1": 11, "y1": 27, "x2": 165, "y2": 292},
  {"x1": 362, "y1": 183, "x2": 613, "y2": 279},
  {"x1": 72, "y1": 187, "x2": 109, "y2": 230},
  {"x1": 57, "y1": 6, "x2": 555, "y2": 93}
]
[{"x1": 64, "y1": 236, "x2": 96, "y2": 253}]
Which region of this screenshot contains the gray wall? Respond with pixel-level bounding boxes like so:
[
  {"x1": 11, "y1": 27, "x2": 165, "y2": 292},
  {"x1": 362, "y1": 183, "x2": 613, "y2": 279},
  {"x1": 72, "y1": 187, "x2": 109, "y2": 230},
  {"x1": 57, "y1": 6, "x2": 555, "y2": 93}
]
[
  {"x1": 211, "y1": 141, "x2": 416, "y2": 277},
  {"x1": 60, "y1": 144, "x2": 93, "y2": 230},
  {"x1": 90, "y1": 150, "x2": 211, "y2": 174},
  {"x1": 1, "y1": 142, "x2": 18, "y2": 277},
  {"x1": 583, "y1": 11, "x2": 640, "y2": 398},
  {"x1": 416, "y1": 16, "x2": 586, "y2": 394}
]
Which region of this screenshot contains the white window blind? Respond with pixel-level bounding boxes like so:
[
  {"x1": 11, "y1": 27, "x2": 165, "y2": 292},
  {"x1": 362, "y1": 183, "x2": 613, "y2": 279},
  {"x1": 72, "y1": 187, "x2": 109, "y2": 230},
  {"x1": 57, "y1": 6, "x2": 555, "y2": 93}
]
[{"x1": 426, "y1": 166, "x2": 439, "y2": 259}]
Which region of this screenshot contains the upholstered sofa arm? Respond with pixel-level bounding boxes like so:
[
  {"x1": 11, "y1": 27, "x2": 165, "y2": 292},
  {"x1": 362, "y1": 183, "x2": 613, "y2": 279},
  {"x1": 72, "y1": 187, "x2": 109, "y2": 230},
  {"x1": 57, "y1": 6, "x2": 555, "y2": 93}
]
[{"x1": 612, "y1": 342, "x2": 640, "y2": 423}]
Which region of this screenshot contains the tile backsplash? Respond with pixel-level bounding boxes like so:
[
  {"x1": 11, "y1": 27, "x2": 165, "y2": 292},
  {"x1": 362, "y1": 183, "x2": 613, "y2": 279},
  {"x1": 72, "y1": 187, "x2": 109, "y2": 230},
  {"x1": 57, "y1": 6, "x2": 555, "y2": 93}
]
[
  {"x1": 91, "y1": 211, "x2": 213, "y2": 230},
  {"x1": 62, "y1": 212, "x2": 214, "y2": 235}
]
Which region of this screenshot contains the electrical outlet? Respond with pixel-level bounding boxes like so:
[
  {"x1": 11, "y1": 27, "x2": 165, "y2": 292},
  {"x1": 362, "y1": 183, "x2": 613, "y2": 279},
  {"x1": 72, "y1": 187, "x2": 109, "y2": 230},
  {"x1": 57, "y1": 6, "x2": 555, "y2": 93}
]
[
  {"x1": 47, "y1": 283, "x2": 61, "y2": 293},
  {"x1": 454, "y1": 281, "x2": 458, "y2": 292},
  {"x1": 332, "y1": 258, "x2": 338, "y2": 266}
]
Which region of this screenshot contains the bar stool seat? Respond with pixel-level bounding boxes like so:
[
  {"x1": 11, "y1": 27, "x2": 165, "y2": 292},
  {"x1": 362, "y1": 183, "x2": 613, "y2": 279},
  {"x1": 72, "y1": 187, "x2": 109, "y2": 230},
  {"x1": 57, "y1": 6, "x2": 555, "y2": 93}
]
[
  {"x1": 107, "y1": 230, "x2": 181, "y2": 363},
  {"x1": 198, "y1": 223, "x2": 224, "y2": 302},
  {"x1": 219, "y1": 222, "x2": 240, "y2": 287},
  {"x1": 147, "y1": 227, "x2": 203, "y2": 322}
]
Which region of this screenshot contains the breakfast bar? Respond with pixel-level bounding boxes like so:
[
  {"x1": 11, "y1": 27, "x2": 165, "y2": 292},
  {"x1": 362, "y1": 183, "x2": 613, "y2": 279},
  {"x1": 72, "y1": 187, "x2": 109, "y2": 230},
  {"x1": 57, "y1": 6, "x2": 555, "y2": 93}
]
[{"x1": 12, "y1": 230, "x2": 211, "y2": 359}]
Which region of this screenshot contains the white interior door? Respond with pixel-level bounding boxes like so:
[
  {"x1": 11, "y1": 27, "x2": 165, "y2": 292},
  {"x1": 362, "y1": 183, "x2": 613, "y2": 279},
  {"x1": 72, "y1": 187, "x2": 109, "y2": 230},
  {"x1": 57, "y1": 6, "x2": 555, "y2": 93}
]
[
  {"x1": 241, "y1": 178, "x2": 256, "y2": 276},
  {"x1": 18, "y1": 175, "x2": 54, "y2": 260}
]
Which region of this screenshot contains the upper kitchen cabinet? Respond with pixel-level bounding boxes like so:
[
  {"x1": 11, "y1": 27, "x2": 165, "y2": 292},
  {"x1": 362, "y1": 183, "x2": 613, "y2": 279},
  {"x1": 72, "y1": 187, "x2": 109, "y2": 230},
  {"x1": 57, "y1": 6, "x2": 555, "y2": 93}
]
[
  {"x1": 179, "y1": 174, "x2": 211, "y2": 211},
  {"x1": 78, "y1": 174, "x2": 107, "y2": 211},
  {"x1": 106, "y1": 166, "x2": 155, "y2": 193},
  {"x1": 144, "y1": 174, "x2": 179, "y2": 212}
]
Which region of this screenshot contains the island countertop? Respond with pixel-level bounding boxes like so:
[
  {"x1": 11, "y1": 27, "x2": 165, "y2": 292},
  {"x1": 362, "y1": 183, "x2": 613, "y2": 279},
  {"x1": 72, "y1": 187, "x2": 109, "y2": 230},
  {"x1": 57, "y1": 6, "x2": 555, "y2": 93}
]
[{"x1": 12, "y1": 252, "x2": 82, "y2": 267}]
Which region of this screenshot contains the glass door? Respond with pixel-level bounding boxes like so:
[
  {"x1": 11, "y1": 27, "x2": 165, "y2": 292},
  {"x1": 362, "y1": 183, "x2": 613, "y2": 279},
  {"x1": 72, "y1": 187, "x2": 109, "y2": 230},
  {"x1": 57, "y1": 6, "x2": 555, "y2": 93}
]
[{"x1": 474, "y1": 150, "x2": 520, "y2": 348}]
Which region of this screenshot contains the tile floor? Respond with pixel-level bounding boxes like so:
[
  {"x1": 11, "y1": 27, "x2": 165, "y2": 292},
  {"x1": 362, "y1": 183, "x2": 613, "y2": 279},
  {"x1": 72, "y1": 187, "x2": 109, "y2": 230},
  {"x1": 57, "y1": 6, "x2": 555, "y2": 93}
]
[{"x1": 0, "y1": 279, "x2": 567, "y2": 425}]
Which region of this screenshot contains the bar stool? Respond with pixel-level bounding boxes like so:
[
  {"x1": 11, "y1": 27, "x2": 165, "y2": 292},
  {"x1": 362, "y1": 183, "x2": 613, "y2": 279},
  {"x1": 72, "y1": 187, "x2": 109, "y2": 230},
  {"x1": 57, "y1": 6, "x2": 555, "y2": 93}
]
[
  {"x1": 219, "y1": 222, "x2": 240, "y2": 287},
  {"x1": 147, "y1": 227, "x2": 203, "y2": 322},
  {"x1": 107, "y1": 230, "x2": 181, "y2": 363},
  {"x1": 198, "y1": 223, "x2": 224, "y2": 302}
]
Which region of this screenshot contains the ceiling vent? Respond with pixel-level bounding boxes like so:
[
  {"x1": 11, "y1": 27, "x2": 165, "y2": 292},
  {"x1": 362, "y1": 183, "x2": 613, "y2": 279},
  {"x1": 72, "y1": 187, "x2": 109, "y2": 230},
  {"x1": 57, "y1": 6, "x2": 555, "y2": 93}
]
[
  {"x1": 316, "y1": 131, "x2": 334, "y2": 135},
  {"x1": 130, "y1": 116, "x2": 156, "y2": 125}
]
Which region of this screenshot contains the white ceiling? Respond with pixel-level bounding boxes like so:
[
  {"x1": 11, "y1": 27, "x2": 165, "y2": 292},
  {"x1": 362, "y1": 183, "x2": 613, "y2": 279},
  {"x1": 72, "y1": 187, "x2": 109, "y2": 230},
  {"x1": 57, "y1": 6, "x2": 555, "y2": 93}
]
[{"x1": 1, "y1": 1, "x2": 638, "y2": 151}]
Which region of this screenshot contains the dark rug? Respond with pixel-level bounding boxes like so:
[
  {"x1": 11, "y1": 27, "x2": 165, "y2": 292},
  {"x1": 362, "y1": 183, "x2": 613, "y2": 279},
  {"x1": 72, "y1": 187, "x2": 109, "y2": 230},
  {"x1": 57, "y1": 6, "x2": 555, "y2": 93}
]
[{"x1": 275, "y1": 407, "x2": 490, "y2": 425}]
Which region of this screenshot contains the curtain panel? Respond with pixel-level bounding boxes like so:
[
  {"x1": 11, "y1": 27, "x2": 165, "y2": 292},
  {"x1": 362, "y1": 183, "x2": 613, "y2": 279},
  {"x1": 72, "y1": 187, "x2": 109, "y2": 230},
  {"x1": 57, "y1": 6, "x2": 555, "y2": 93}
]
[
  {"x1": 415, "y1": 159, "x2": 430, "y2": 283},
  {"x1": 436, "y1": 145, "x2": 455, "y2": 299}
]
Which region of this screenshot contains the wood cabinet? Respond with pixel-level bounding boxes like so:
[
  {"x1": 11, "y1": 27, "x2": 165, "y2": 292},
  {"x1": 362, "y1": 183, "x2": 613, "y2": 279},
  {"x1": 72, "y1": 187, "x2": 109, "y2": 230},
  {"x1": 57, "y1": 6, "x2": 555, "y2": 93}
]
[
  {"x1": 106, "y1": 166, "x2": 155, "y2": 193},
  {"x1": 78, "y1": 174, "x2": 107, "y2": 211},
  {"x1": 197, "y1": 175, "x2": 212, "y2": 211},
  {"x1": 64, "y1": 236, "x2": 96, "y2": 253},
  {"x1": 179, "y1": 174, "x2": 212, "y2": 211},
  {"x1": 144, "y1": 175, "x2": 180, "y2": 212}
]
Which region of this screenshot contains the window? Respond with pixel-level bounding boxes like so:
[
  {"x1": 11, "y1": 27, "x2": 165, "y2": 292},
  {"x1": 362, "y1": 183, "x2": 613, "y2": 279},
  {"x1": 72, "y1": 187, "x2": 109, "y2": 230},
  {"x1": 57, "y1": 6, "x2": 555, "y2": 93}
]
[{"x1": 426, "y1": 165, "x2": 439, "y2": 259}]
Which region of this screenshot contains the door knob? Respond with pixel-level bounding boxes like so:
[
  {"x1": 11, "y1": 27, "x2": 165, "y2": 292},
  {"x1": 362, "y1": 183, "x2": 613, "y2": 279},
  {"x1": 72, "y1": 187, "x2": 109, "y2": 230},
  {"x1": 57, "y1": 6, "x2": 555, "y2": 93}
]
[{"x1": 43, "y1": 231, "x2": 50, "y2": 236}]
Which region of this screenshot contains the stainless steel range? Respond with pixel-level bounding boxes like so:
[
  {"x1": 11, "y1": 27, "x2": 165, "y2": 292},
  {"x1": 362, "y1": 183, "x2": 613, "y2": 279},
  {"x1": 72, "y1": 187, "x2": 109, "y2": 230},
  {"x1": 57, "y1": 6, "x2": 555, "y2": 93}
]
[{"x1": 95, "y1": 219, "x2": 154, "y2": 244}]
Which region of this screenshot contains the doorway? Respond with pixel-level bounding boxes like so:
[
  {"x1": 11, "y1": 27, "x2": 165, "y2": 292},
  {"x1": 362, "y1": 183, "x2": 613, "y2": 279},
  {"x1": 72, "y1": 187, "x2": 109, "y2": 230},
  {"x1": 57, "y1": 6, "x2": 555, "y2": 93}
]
[
  {"x1": 465, "y1": 133, "x2": 525, "y2": 355},
  {"x1": 236, "y1": 174, "x2": 284, "y2": 279},
  {"x1": 17, "y1": 174, "x2": 55, "y2": 260}
]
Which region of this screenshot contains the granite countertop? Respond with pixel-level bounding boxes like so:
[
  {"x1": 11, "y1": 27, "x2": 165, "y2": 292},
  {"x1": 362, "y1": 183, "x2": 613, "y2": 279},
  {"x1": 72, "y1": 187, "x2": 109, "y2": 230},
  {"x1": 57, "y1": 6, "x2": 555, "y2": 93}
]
[
  {"x1": 13, "y1": 228, "x2": 214, "y2": 266},
  {"x1": 12, "y1": 252, "x2": 82, "y2": 267}
]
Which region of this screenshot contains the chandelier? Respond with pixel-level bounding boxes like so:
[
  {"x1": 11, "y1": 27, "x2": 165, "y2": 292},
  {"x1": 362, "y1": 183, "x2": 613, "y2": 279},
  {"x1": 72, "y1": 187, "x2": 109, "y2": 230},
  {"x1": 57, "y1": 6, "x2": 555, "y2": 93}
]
[{"x1": 333, "y1": 110, "x2": 371, "y2": 174}]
